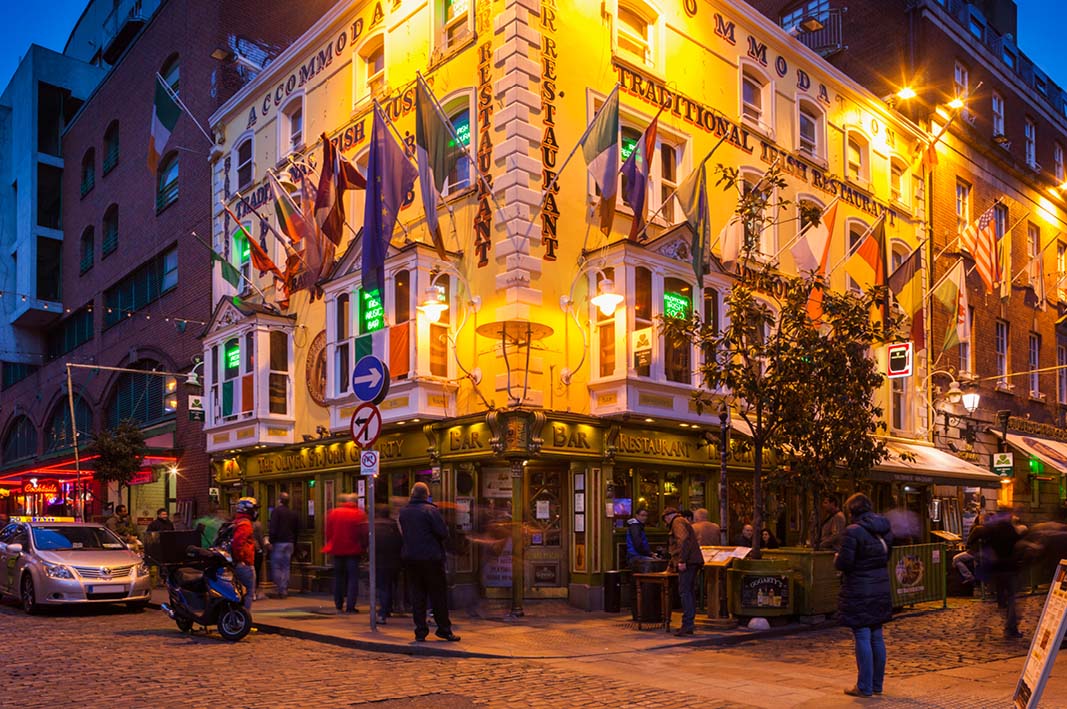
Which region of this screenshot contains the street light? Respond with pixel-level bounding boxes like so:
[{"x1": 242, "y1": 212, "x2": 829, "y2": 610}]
[{"x1": 559, "y1": 261, "x2": 625, "y2": 385}]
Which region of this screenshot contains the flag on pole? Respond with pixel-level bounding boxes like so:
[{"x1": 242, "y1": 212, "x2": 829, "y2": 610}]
[
  {"x1": 791, "y1": 200, "x2": 838, "y2": 274},
  {"x1": 620, "y1": 112, "x2": 659, "y2": 241},
  {"x1": 315, "y1": 133, "x2": 366, "y2": 246},
  {"x1": 934, "y1": 261, "x2": 970, "y2": 350},
  {"x1": 959, "y1": 205, "x2": 999, "y2": 294},
  {"x1": 920, "y1": 137, "x2": 939, "y2": 172},
  {"x1": 221, "y1": 202, "x2": 283, "y2": 280},
  {"x1": 844, "y1": 218, "x2": 889, "y2": 325},
  {"x1": 1030, "y1": 253, "x2": 1047, "y2": 311},
  {"x1": 718, "y1": 216, "x2": 744, "y2": 269},
  {"x1": 888, "y1": 246, "x2": 925, "y2": 350},
  {"x1": 267, "y1": 171, "x2": 314, "y2": 245},
  {"x1": 148, "y1": 75, "x2": 181, "y2": 173},
  {"x1": 211, "y1": 250, "x2": 242, "y2": 289},
  {"x1": 581, "y1": 86, "x2": 620, "y2": 235},
  {"x1": 302, "y1": 173, "x2": 334, "y2": 295},
  {"x1": 363, "y1": 105, "x2": 418, "y2": 296},
  {"x1": 675, "y1": 163, "x2": 710, "y2": 283},
  {"x1": 415, "y1": 75, "x2": 466, "y2": 259}
]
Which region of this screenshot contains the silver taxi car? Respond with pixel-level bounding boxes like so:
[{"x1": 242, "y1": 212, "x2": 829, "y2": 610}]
[{"x1": 0, "y1": 518, "x2": 152, "y2": 613}]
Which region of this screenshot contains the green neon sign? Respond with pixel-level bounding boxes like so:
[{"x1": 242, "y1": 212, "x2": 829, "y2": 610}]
[
  {"x1": 621, "y1": 136, "x2": 638, "y2": 162},
  {"x1": 225, "y1": 340, "x2": 240, "y2": 370},
  {"x1": 360, "y1": 288, "x2": 385, "y2": 334},
  {"x1": 664, "y1": 291, "x2": 690, "y2": 319},
  {"x1": 450, "y1": 116, "x2": 471, "y2": 148}
]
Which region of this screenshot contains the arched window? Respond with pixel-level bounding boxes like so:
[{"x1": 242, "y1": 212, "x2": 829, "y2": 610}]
[
  {"x1": 235, "y1": 136, "x2": 253, "y2": 189},
  {"x1": 846, "y1": 131, "x2": 870, "y2": 183},
  {"x1": 663, "y1": 276, "x2": 693, "y2": 384},
  {"x1": 616, "y1": 1, "x2": 656, "y2": 67},
  {"x1": 281, "y1": 98, "x2": 304, "y2": 154},
  {"x1": 102, "y1": 204, "x2": 119, "y2": 256},
  {"x1": 160, "y1": 54, "x2": 180, "y2": 95},
  {"x1": 80, "y1": 226, "x2": 94, "y2": 274},
  {"x1": 80, "y1": 148, "x2": 95, "y2": 196},
  {"x1": 3, "y1": 416, "x2": 37, "y2": 462},
  {"x1": 103, "y1": 120, "x2": 119, "y2": 174},
  {"x1": 890, "y1": 157, "x2": 908, "y2": 206},
  {"x1": 441, "y1": 94, "x2": 473, "y2": 194},
  {"x1": 156, "y1": 152, "x2": 179, "y2": 211},
  {"x1": 797, "y1": 99, "x2": 824, "y2": 160},
  {"x1": 45, "y1": 397, "x2": 91, "y2": 452},
  {"x1": 107, "y1": 360, "x2": 172, "y2": 428}
]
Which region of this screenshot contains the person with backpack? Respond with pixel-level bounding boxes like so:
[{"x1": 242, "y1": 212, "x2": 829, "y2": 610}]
[
  {"x1": 836, "y1": 493, "x2": 894, "y2": 698},
  {"x1": 231, "y1": 497, "x2": 259, "y2": 612},
  {"x1": 663, "y1": 506, "x2": 704, "y2": 636}
]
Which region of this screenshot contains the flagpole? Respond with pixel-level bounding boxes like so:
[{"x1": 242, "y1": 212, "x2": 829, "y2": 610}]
[
  {"x1": 911, "y1": 80, "x2": 984, "y2": 172},
  {"x1": 520, "y1": 84, "x2": 621, "y2": 244},
  {"x1": 416, "y1": 72, "x2": 517, "y2": 249},
  {"x1": 190, "y1": 229, "x2": 273, "y2": 303},
  {"x1": 231, "y1": 189, "x2": 313, "y2": 274},
  {"x1": 921, "y1": 257, "x2": 965, "y2": 311},
  {"x1": 773, "y1": 196, "x2": 840, "y2": 261},
  {"x1": 155, "y1": 73, "x2": 214, "y2": 146},
  {"x1": 634, "y1": 135, "x2": 729, "y2": 243}
]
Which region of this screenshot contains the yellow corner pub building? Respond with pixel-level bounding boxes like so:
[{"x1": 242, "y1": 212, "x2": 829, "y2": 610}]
[{"x1": 200, "y1": 0, "x2": 999, "y2": 610}]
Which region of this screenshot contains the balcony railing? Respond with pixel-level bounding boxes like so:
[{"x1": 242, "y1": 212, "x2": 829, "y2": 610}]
[
  {"x1": 795, "y1": 9, "x2": 845, "y2": 58},
  {"x1": 102, "y1": 0, "x2": 147, "y2": 64}
]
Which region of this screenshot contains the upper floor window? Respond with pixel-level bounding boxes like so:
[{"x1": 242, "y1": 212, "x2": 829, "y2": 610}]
[
  {"x1": 160, "y1": 54, "x2": 180, "y2": 95},
  {"x1": 797, "y1": 101, "x2": 824, "y2": 159},
  {"x1": 1029, "y1": 333, "x2": 1041, "y2": 397},
  {"x1": 235, "y1": 137, "x2": 253, "y2": 189},
  {"x1": 663, "y1": 277, "x2": 692, "y2": 384},
  {"x1": 846, "y1": 132, "x2": 868, "y2": 183},
  {"x1": 103, "y1": 120, "x2": 120, "y2": 174},
  {"x1": 1025, "y1": 118, "x2": 1037, "y2": 167},
  {"x1": 846, "y1": 220, "x2": 869, "y2": 293},
  {"x1": 283, "y1": 100, "x2": 303, "y2": 154},
  {"x1": 992, "y1": 92, "x2": 1005, "y2": 137},
  {"x1": 1036, "y1": 76, "x2": 1048, "y2": 97},
  {"x1": 1002, "y1": 46, "x2": 1017, "y2": 69},
  {"x1": 441, "y1": 95, "x2": 473, "y2": 194},
  {"x1": 634, "y1": 266, "x2": 652, "y2": 377},
  {"x1": 157, "y1": 152, "x2": 179, "y2": 211},
  {"x1": 968, "y1": 14, "x2": 984, "y2": 41},
  {"x1": 1055, "y1": 144, "x2": 1065, "y2": 182},
  {"x1": 890, "y1": 159, "x2": 907, "y2": 205},
  {"x1": 994, "y1": 320, "x2": 1009, "y2": 386},
  {"x1": 80, "y1": 226, "x2": 94, "y2": 274},
  {"x1": 103, "y1": 246, "x2": 178, "y2": 328},
  {"x1": 741, "y1": 69, "x2": 769, "y2": 130},
  {"x1": 80, "y1": 149, "x2": 95, "y2": 196},
  {"x1": 741, "y1": 170, "x2": 775, "y2": 258},
  {"x1": 213, "y1": 335, "x2": 253, "y2": 421},
  {"x1": 107, "y1": 360, "x2": 175, "y2": 429},
  {"x1": 955, "y1": 178, "x2": 971, "y2": 231},
  {"x1": 959, "y1": 306, "x2": 974, "y2": 375},
  {"x1": 1058, "y1": 241, "x2": 1067, "y2": 303},
  {"x1": 334, "y1": 292, "x2": 351, "y2": 396},
  {"x1": 781, "y1": 0, "x2": 829, "y2": 31},
  {"x1": 1059, "y1": 344, "x2": 1067, "y2": 404},
  {"x1": 232, "y1": 225, "x2": 252, "y2": 290},
  {"x1": 596, "y1": 268, "x2": 618, "y2": 378},
  {"x1": 268, "y1": 330, "x2": 290, "y2": 415},
  {"x1": 45, "y1": 396, "x2": 91, "y2": 453},
  {"x1": 355, "y1": 35, "x2": 385, "y2": 105},
  {"x1": 438, "y1": 0, "x2": 473, "y2": 50},
  {"x1": 953, "y1": 61, "x2": 968, "y2": 102},
  {"x1": 616, "y1": 1, "x2": 655, "y2": 68},
  {"x1": 2, "y1": 416, "x2": 37, "y2": 463},
  {"x1": 102, "y1": 204, "x2": 119, "y2": 257}
]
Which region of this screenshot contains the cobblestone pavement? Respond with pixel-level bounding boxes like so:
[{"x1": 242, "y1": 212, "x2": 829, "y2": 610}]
[{"x1": 0, "y1": 593, "x2": 1060, "y2": 708}]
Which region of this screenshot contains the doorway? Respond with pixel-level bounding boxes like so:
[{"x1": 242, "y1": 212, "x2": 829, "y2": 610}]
[{"x1": 524, "y1": 466, "x2": 568, "y2": 598}]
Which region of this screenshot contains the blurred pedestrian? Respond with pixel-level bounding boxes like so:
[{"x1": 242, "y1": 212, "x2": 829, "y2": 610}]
[
  {"x1": 323, "y1": 493, "x2": 369, "y2": 614},
  {"x1": 975, "y1": 506, "x2": 1023, "y2": 638},
  {"x1": 952, "y1": 514, "x2": 984, "y2": 585},
  {"x1": 664, "y1": 506, "x2": 703, "y2": 636},
  {"x1": 817, "y1": 495, "x2": 847, "y2": 551},
  {"x1": 374, "y1": 503, "x2": 403, "y2": 624},
  {"x1": 691, "y1": 508, "x2": 721, "y2": 546},
  {"x1": 253, "y1": 518, "x2": 268, "y2": 600},
  {"x1": 231, "y1": 497, "x2": 259, "y2": 612},
  {"x1": 399, "y1": 482, "x2": 459, "y2": 642},
  {"x1": 885, "y1": 503, "x2": 921, "y2": 545},
  {"x1": 268, "y1": 492, "x2": 299, "y2": 598},
  {"x1": 195, "y1": 505, "x2": 228, "y2": 549},
  {"x1": 836, "y1": 492, "x2": 894, "y2": 698}
]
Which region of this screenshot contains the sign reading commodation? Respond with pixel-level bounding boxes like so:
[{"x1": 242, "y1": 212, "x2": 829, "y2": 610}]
[{"x1": 1014, "y1": 560, "x2": 1067, "y2": 708}]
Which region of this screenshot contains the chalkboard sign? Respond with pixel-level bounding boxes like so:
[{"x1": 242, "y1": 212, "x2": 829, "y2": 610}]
[{"x1": 740, "y1": 574, "x2": 790, "y2": 609}]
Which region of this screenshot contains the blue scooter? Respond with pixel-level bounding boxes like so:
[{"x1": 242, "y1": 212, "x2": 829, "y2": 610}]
[{"x1": 158, "y1": 546, "x2": 252, "y2": 641}]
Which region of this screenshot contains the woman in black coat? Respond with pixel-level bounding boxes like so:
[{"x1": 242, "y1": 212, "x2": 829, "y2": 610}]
[{"x1": 835, "y1": 493, "x2": 894, "y2": 698}]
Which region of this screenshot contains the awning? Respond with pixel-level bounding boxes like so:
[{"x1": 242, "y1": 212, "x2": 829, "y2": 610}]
[
  {"x1": 1003, "y1": 433, "x2": 1067, "y2": 476},
  {"x1": 869, "y1": 440, "x2": 1002, "y2": 488}
]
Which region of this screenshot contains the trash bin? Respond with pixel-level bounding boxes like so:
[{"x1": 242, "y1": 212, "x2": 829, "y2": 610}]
[
  {"x1": 604, "y1": 570, "x2": 624, "y2": 613},
  {"x1": 630, "y1": 558, "x2": 669, "y2": 622}
]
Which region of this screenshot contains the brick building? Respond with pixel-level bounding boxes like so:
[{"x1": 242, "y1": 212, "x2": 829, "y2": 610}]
[
  {"x1": 748, "y1": 0, "x2": 1067, "y2": 515},
  {"x1": 0, "y1": 0, "x2": 335, "y2": 525}
]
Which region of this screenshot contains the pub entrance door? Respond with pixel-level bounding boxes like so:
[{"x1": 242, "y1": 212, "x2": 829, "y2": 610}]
[{"x1": 524, "y1": 466, "x2": 568, "y2": 598}]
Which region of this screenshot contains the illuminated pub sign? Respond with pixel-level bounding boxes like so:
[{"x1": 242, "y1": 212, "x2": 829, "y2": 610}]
[
  {"x1": 360, "y1": 288, "x2": 385, "y2": 334},
  {"x1": 24, "y1": 480, "x2": 60, "y2": 495},
  {"x1": 664, "y1": 291, "x2": 690, "y2": 319}
]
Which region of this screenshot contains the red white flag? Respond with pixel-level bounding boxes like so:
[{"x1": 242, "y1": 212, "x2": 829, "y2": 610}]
[{"x1": 959, "y1": 206, "x2": 999, "y2": 294}]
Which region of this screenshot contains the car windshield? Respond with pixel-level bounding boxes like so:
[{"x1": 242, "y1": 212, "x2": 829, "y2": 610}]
[{"x1": 32, "y1": 526, "x2": 126, "y2": 551}]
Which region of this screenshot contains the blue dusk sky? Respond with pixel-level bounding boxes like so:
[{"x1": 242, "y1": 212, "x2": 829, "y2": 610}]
[{"x1": 0, "y1": 1, "x2": 1063, "y2": 98}]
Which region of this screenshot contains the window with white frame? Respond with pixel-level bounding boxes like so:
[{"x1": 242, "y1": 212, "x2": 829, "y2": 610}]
[
  {"x1": 741, "y1": 69, "x2": 769, "y2": 129},
  {"x1": 1029, "y1": 333, "x2": 1041, "y2": 397},
  {"x1": 953, "y1": 61, "x2": 969, "y2": 103},
  {"x1": 282, "y1": 99, "x2": 304, "y2": 154},
  {"x1": 995, "y1": 320, "x2": 1009, "y2": 386},
  {"x1": 633, "y1": 265, "x2": 652, "y2": 377},
  {"x1": 392, "y1": 269, "x2": 412, "y2": 379},
  {"x1": 1058, "y1": 344, "x2": 1067, "y2": 404},
  {"x1": 213, "y1": 335, "x2": 253, "y2": 421},
  {"x1": 1058, "y1": 241, "x2": 1067, "y2": 302},
  {"x1": 437, "y1": 0, "x2": 473, "y2": 51},
  {"x1": 890, "y1": 159, "x2": 907, "y2": 205},
  {"x1": 1028, "y1": 221, "x2": 1040, "y2": 263},
  {"x1": 236, "y1": 137, "x2": 253, "y2": 189},
  {"x1": 702, "y1": 286, "x2": 720, "y2": 376},
  {"x1": 1025, "y1": 118, "x2": 1037, "y2": 167},
  {"x1": 992, "y1": 92, "x2": 1005, "y2": 136},
  {"x1": 616, "y1": 1, "x2": 656, "y2": 68},
  {"x1": 334, "y1": 292, "x2": 351, "y2": 396},
  {"x1": 354, "y1": 35, "x2": 385, "y2": 105},
  {"x1": 441, "y1": 95, "x2": 473, "y2": 194},
  {"x1": 618, "y1": 113, "x2": 686, "y2": 225},
  {"x1": 663, "y1": 277, "x2": 693, "y2": 384},
  {"x1": 268, "y1": 330, "x2": 290, "y2": 415},
  {"x1": 846, "y1": 220, "x2": 868, "y2": 293},
  {"x1": 1055, "y1": 143, "x2": 1065, "y2": 182},
  {"x1": 959, "y1": 306, "x2": 974, "y2": 375},
  {"x1": 798, "y1": 100, "x2": 824, "y2": 159},
  {"x1": 994, "y1": 202, "x2": 1008, "y2": 241},
  {"x1": 741, "y1": 170, "x2": 775, "y2": 258},
  {"x1": 956, "y1": 178, "x2": 971, "y2": 232},
  {"x1": 232, "y1": 225, "x2": 252, "y2": 291},
  {"x1": 846, "y1": 132, "x2": 868, "y2": 182},
  {"x1": 890, "y1": 247, "x2": 911, "y2": 432},
  {"x1": 428, "y1": 275, "x2": 450, "y2": 378}
]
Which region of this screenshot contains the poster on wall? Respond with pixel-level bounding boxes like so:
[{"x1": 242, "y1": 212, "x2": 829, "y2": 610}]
[
  {"x1": 482, "y1": 468, "x2": 514, "y2": 499},
  {"x1": 480, "y1": 537, "x2": 512, "y2": 587},
  {"x1": 632, "y1": 328, "x2": 652, "y2": 369}
]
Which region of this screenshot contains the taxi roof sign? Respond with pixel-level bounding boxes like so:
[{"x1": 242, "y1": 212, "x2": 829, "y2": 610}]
[{"x1": 9, "y1": 516, "x2": 76, "y2": 523}]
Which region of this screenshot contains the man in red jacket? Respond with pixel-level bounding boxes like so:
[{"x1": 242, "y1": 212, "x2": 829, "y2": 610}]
[
  {"x1": 323, "y1": 493, "x2": 369, "y2": 613},
  {"x1": 232, "y1": 497, "x2": 259, "y2": 611}
]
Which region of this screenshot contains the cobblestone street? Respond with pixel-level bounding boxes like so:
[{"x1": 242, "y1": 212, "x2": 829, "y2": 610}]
[{"x1": 1, "y1": 593, "x2": 1064, "y2": 708}]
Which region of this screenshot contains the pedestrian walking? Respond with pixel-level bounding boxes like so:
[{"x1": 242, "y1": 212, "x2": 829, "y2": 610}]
[
  {"x1": 231, "y1": 497, "x2": 259, "y2": 612},
  {"x1": 835, "y1": 492, "x2": 894, "y2": 698},
  {"x1": 398, "y1": 482, "x2": 460, "y2": 642},
  {"x1": 253, "y1": 518, "x2": 268, "y2": 600},
  {"x1": 663, "y1": 506, "x2": 704, "y2": 636},
  {"x1": 268, "y1": 492, "x2": 300, "y2": 598},
  {"x1": 975, "y1": 506, "x2": 1023, "y2": 638},
  {"x1": 322, "y1": 493, "x2": 369, "y2": 614},
  {"x1": 691, "y1": 508, "x2": 722, "y2": 546},
  {"x1": 374, "y1": 503, "x2": 403, "y2": 624},
  {"x1": 817, "y1": 494, "x2": 847, "y2": 551}
]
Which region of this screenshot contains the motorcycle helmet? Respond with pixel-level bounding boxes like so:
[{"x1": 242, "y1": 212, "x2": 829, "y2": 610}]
[{"x1": 236, "y1": 496, "x2": 260, "y2": 520}]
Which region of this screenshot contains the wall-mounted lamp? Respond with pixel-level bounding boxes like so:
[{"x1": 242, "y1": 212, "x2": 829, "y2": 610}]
[
  {"x1": 560, "y1": 262, "x2": 626, "y2": 384},
  {"x1": 896, "y1": 86, "x2": 917, "y2": 100},
  {"x1": 799, "y1": 16, "x2": 825, "y2": 32},
  {"x1": 947, "y1": 97, "x2": 966, "y2": 111},
  {"x1": 590, "y1": 278, "x2": 624, "y2": 317},
  {"x1": 931, "y1": 369, "x2": 981, "y2": 443},
  {"x1": 417, "y1": 284, "x2": 449, "y2": 323},
  {"x1": 417, "y1": 262, "x2": 484, "y2": 388}
]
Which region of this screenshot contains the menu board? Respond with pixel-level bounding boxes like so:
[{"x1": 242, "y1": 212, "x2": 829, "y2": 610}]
[
  {"x1": 700, "y1": 546, "x2": 752, "y2": 566},
  {"x1": 1014, "y1": 560, "x2": 1067, "y2": 708}
]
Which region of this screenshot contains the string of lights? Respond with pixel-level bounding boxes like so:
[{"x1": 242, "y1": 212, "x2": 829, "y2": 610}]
[{"x1": 0, "y1": 289, "x2": 207, "y2": 326}]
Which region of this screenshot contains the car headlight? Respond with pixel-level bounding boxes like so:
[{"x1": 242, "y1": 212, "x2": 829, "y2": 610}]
[
  {"x1": 44, "y1": 562, "x2": 75, "y2": 580},
  {"x1": 137, "y1": 562, "x2": 150, "y2": 577}
]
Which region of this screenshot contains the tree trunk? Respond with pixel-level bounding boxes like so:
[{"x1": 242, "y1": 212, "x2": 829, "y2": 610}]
[{"x1": 752, "y1": 442, "x2": 763, "y2": 559}]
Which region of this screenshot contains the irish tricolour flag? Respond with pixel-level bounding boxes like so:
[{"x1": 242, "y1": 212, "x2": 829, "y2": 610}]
[{"x1": 148, "y1": 75, "x2": 180, "y2": 173}]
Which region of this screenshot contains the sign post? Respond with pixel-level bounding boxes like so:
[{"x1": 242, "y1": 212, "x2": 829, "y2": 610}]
[
  {"x1": 350, "y1": 359, "x2": 386, "y2": 634},
  {"x1": 1014, "y1": 559, "x2": 1067, "y2": 707}
]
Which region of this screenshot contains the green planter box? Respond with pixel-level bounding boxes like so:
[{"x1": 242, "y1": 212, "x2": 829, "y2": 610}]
[
  {"x1": 728, "y1": 558, "x2": 795, "y2": 617},
  {"x1": 765, "y1": 547, "x2": 840, "y2": 617}
]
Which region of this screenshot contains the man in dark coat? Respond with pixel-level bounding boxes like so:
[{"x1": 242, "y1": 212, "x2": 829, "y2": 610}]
[
  {"x1": 374, "y1": 503, "x2": 403, "y2": 624},
  {"x1": 664, "y1": 507, "x2": 704, "y2": 636},
  {"x1": 835, "y1": 493, "x2": 894, "y2": 698},
  {"x1": 146, "y1": 508, "x2": 174, "y2": 532},
  {"x1": 268, "y1": 492, "x2": 300, "y2": 598},
  {"x1": 975, "y1": 507, "x2": 1023, "y2": 638},
  {"x1": 399, "y1": 482, "x2": 459, "y2": 642}
]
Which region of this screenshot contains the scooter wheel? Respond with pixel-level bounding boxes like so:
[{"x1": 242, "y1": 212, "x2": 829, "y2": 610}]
[
  {"x1": 175, "y1": 617, "x2": 194, "y2": 633},
  {"x1": 217, "y1": 604, "x2": 252, "y2": 641}
]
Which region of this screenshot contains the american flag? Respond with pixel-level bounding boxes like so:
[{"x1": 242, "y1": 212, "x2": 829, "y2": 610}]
[{"x1": 959, "y1": 206, "x2": 999, "y2": 294}]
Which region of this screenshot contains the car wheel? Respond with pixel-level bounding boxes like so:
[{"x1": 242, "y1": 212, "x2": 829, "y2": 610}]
[
  {"x1": 126, "y1": 600, "x2": 149, "y2": 612},
  {"x1": 217, "y1": 604, "x2": 252, "y2": 641},
  {"x1": 21, "y1": 575, "x2": 38, "y2": 615}
]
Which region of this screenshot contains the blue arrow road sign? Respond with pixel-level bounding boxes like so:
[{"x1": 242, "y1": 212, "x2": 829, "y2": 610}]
[{"x1": 351, "y1": 355, "x2": 390, "y2": 404}]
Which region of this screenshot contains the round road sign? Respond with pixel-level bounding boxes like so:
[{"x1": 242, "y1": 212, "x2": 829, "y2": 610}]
[
  {"x1": 350, "y1": 402, "x2": 383, "y2": 448},
  {"x1": 351, "y1": 355, "x2": 390, "y2": 404}
]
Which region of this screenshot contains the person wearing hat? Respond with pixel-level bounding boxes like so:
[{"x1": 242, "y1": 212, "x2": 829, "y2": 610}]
[
  {"x1": 663, "y1": 506, "x2": 704, "y2": 636},
  {"x1": 398, "y1": 482, "x2": 460, "y2": 642}
]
